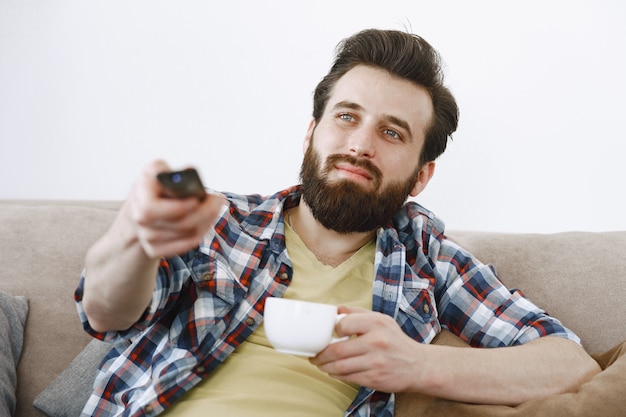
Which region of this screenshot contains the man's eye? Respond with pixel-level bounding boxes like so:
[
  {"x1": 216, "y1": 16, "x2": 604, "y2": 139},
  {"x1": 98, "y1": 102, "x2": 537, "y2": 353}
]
[
  {"x1": 339, "y1": 113, "x2": 354, "y2": 121},
  {"x1": 384, "y1": 129, "x2": 401, "y2": 140}
]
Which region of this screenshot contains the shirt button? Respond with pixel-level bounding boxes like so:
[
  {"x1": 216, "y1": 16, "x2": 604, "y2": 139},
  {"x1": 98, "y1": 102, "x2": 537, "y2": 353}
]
[
  {"x1": 143, "y1": 404, "x2": 154, "y2": 414},
  {"x1": 196, "y1": 365, "x2": 206, "y2": 374},
  {"x1": 422, "y1": 303, "x2": 430, "y2": 315},
  {"x1": 279, "y1": 272, "x2": 288, "y2": 281},
  {"x1": 245, "y1": 317, "x2": 255, "y2": 326},
  {"x1": 201, "y1": 272, "x2": 213, "y2": 281}
]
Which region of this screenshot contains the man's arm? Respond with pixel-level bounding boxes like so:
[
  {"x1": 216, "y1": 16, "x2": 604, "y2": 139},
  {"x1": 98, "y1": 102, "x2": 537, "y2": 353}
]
[
  {"x1": 311, "y1": 307, "x2": 601, "y2": 405},
  {"x1": 81, "y1": 160, "x2": 224, "y2": 333}
]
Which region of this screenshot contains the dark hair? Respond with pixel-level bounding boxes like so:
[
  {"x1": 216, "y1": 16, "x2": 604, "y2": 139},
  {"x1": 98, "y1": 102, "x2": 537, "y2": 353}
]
[{"x1": 313, "y1": 29, "x2": 459, "y2": 166}]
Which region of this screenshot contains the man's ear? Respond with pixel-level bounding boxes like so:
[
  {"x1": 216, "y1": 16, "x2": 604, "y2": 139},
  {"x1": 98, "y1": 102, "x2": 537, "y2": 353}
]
[
  {"x1": 303, "y1": 119, "x2": 316, "y2": 153},
  {"x1": 409, "y1": 161, "x2": 436, "y2": 197}
]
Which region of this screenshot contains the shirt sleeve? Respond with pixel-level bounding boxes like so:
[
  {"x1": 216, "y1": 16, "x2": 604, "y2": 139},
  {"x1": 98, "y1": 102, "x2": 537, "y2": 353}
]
[
  {"x1": 74, "y1": 255, "x2": 194, "y2": 343},
  {"x1": 431, "y1": 237, "x2": 581, "y2": 348}
]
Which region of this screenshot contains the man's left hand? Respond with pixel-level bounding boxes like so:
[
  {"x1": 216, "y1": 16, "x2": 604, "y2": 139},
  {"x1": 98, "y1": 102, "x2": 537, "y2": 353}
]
[{"x1": 309, "y1": 306, "x2": 423, "y2": 393}]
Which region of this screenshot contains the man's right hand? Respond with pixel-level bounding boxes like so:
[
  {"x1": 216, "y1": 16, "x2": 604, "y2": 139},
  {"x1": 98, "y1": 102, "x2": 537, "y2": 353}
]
[
  {"x1": 126, "y1": 160, "x2": 225, "y2": 259},
  {"x1": 81, "y1": 160, "x2": 225, "y2": 332}
]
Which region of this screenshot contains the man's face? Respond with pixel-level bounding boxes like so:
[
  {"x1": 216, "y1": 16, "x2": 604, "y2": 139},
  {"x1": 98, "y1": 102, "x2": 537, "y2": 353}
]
[{"x1": 300, "y1": 65, "x2": 435, "y2": 233}]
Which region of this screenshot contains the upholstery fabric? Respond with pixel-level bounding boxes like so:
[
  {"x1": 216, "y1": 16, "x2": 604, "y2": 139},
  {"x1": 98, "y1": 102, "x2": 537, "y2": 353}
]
[
  {"x1": 1, "y1": 200, "x2": 625, "y2": 417},
  {"x1": 0, "y1": 291, "x2": 29, "y2": 417},
  {"x1": 0, "y1": 200, "x2": 119, "y2": 417},
  {"x1": 33, "y1": 339, "x2": 110, "y2": 417},
  {"x1": 396, "y1": 331, "x2": 626, "y2": 417},
  {"x1": 32, "y1": 329, "x2": 626, "y2": 417},
  {"x1": 446, "y1": 230, "x2": 626, "y2": 355}
]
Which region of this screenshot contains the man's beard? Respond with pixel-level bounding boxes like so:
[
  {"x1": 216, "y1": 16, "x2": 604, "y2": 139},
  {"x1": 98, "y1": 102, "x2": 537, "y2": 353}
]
[{"x1": 299, "y1": 144, "x2": 421, "y2": 234}]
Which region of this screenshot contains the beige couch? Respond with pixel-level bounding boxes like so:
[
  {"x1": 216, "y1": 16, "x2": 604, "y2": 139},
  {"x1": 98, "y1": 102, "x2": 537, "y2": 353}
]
[{"x1": 1, "y1": 200, "x2": 625, "y2": 417}]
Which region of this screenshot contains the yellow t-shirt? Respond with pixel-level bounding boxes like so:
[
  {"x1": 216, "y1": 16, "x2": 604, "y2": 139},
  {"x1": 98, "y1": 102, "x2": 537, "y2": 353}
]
[{"x1": 162, "y1": 221, "x2": 374, "y2": 416}]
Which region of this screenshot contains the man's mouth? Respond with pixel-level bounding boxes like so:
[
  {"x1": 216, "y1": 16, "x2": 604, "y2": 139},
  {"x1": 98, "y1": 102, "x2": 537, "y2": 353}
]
[
  {"x1": 334, "y1": 162, "x2": 374, "y2": 181},
  {"x1": 323, "y1": 154, "x2": 382, "y2": 188}
]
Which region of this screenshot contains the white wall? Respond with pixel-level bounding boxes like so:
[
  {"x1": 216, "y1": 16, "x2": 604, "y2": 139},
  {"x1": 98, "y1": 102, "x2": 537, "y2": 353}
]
[{"x1": 1, "y1": 0, "x2": 625, "y2": 233}]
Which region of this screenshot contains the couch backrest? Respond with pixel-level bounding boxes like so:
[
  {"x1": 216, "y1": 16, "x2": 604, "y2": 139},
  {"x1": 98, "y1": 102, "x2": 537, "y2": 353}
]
[
  {"x1": 447, "y1": 230, "x2": 626, "y2": 355},
  {"x1": 0, "y1": 200, "x2": 121, "y2": 417},
  {"x1": 2, "y1": 200, "x2": 623, "y2": 417}
]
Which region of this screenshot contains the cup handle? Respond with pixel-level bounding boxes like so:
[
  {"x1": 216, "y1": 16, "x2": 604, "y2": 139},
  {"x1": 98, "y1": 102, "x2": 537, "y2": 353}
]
[{"x1": 330, "y1": 313, "x2": 349, "y2": 344}]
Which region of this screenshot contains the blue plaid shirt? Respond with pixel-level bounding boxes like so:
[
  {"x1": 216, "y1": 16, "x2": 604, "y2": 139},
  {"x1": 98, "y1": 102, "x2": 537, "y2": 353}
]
[{"x1": 75, "y1": 186, "x2": 580, "y2": 417}]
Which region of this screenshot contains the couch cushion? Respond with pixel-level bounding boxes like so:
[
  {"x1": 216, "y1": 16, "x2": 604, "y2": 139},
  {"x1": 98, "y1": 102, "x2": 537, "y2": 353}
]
[
  {"x1": 0, "y1": 291, "x2": 29, "y2": 417},
  {"x1": 396, "y1": 334, "x2": 626, "y2": 417},
  {"x1": 35, "y1": 329, "x2": 626, "y2": 417},
  {"x1": 33, "y1": 339, "x2": 111, "y2": 417}
]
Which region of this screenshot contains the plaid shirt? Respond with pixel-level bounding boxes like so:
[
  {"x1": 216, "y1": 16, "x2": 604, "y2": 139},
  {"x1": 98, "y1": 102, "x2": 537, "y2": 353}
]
[{"x1": 75, "y1": 186, "x2": 579, "y2": 417}]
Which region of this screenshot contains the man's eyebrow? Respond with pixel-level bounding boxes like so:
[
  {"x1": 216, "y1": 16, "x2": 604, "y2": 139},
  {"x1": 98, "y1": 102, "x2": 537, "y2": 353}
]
[{"x1": 332, "y1": 100, "x2": 364, "y2": 111}]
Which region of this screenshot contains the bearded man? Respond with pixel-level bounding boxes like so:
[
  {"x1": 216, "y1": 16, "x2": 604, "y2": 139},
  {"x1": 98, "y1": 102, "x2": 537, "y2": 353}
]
[{"x1": 75, "y1": 29, "x2": 599, "y2": 417}]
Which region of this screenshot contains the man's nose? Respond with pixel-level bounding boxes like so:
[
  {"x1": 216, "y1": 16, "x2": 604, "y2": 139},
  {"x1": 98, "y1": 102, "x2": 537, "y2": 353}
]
[{"x1": 348, "y1": 127, "x2": 375, "y2": 158}]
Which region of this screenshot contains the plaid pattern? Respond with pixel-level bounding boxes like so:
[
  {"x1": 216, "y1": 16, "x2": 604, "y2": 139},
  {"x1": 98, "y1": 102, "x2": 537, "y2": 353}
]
[{"x1": 75, "y1": 186, "x2": 579, "y2": 417}]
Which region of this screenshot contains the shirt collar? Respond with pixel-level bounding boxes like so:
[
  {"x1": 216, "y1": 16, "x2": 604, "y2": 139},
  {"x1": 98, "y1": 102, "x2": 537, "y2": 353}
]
[{"x1": 238, "y1": 186, "x2": 302, "y2": 242}]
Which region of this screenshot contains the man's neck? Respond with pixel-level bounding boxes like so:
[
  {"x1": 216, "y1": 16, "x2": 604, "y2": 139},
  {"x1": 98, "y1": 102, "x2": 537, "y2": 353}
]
[{"x1": 288, "y1": 201, "x2": 376, "y2": 268}]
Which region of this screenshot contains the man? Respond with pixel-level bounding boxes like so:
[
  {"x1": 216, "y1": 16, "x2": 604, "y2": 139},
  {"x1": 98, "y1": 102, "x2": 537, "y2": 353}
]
[{"x1": 75, "y1": 29, "x2": 600, "y2": 416}]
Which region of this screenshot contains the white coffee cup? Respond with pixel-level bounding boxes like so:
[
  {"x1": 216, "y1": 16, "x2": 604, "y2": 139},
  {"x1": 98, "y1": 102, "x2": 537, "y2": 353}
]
[{"x1": 264, "y1": 297, "x2": 347, "y2": 357}]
